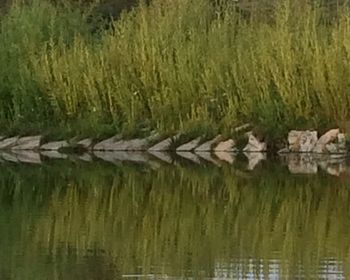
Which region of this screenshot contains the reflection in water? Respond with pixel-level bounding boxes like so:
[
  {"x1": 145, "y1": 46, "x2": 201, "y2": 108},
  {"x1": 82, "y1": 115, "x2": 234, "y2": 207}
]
[{"x1": 0, "y1": 161, "x2": 349, "y2": 279}]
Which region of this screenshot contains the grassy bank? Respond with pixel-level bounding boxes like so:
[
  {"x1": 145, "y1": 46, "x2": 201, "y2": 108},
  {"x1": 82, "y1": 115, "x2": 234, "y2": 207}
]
[{"x1": 1, "y1": 0, "x2": 350, "y2": 139}]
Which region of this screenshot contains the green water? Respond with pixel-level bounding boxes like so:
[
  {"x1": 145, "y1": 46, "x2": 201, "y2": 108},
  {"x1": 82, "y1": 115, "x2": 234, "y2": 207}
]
[{"x1": 0, "y1": 160, "x2": 349, "y2": 279}]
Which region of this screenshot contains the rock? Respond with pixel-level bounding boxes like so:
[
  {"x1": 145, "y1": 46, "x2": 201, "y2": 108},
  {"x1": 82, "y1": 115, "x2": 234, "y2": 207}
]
[
  {"x1": 325, "y1": 133, "x2": 347, "y2": 154},
  {"x1": 214, "y1": 151, "x2": 235, "y2": 164},
  {"x1": 148, "y1": 151, "x2": 173, "y2": 164},
  {"x1": 40, "y1": 140, "x2": 69, "y2": 151},
  {"x1": 214, "y1": 139, "x2": 236, "y2": 152},
  {"x1": 12, "y1": 135, "x2": 42, "y2": 150},
  {"x1": 93, "y1": 135, "x2": 152, "y2": 151},
  {"x1": 288, "y1": 130, "x2": 318, "y2": 152},
  {"x1": 93, "y1": 134, "x2": 122, "y2": 150},
  {"x1": 106, "y1": 138, "x2": 149, "y2": 151},
  {"x1": 336, "y1": 133, "x2": 346, "y2": 152},
  {"x1": 243, "y1": 133, "x2": 267, "y2": 152},
  {"x1": 194, "y1": 135, "x2": 223, "y2": 152},
  {"x1": 12, "y1": 151, "x2": 41, "y2": 164},
  {"x1": 176, "y1": 151, "x2": 201, "y2": 164},
  {"x1": 124, "y1": 139, "x2": 149, "y2": 151},
  {"x1": 313, "y1": 129, "x2": 340, "y2": 153},
  {"x1": 0, "y1": 136, "x2": 19, "y2": 149},
  {"x1": 77, "y1": 138, "x2": 93, "y2": 149},
  {"x1": 176, "y1": 137, "x2": 201, "y2": 152},
  {"x1": 148, "y1": 137, "x2": 173, "y2": 151}
]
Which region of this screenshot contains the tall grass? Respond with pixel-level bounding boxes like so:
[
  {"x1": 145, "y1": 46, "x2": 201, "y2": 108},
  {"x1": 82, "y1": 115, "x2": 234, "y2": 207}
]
[{"x1": 1, "y1": 0, "x2": 350, "y2": 138}]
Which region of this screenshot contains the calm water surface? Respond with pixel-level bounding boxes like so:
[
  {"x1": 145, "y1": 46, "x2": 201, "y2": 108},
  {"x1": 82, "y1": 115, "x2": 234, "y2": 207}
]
[{"x1": 0, "y1": 159, "x2": 350, "y2": 279}]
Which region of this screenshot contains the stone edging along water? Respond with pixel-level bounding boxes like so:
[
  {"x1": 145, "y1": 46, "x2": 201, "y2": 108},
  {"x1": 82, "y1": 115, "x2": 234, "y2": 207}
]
[
  {"x1": 0, "y1": 127, "x2": 346, "y2": 154},
  {"x1": 0, "y1": 127, "x2": 348, "y2": 176}
]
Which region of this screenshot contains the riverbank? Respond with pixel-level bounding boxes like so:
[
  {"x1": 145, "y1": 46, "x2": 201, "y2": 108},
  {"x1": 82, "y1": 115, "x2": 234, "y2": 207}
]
[
  {"x1": 1, "y1": 0, "x2": 350, "y2": 140},
  {"x1": 0, "y1": 127, "x2": 348, "y2": 174}
]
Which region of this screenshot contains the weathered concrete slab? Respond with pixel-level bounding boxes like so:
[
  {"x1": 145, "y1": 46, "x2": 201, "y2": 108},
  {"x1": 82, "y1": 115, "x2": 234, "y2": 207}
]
[
  {"x1": 93, "y1": 134, "x2": 122, "y2": 150},
  {"x1": 176, "y1": 152, "x2": 201, "y2": 164},
  {"x1": 313, "y1": 129, "x2": 339, "y2": 153},
  {"x1": 40, "y1": 140, "x2": 69, "y2": 151},
  {"x1": 0, "y1": 137, "x2": 19, "y2": 150},
  {"x1": 94, "y1": 136, "x2": 150, "y2": 151},
  {"x1": 148, "y1": 151, "x2": 173, "y2": 164},
  {"x1": 118, "y1": 139, "x2": 149, "y2": 151},
  {"x1": 194, "y1": 135, "x2": 222, "y2": 152},
  {"x1": 214, "y1": 139, "x2": 236, "y2": 152},
  {"x1": 243, "y1": 133, "x2": 267, "y2": 152},
  {"x1": 77, "y1": 138, "x2": 93, "y2": 149},
  {"x1": 288, "y1": 130, "x2": 318, "y2": 153},
  {"x1": 12, "y1": 136, "x2": 42, "y2": 150},
  {"x1": 148, "y1": 137, "x2": 173, "y2": 151},
  {"x1": 176, "y1": 137, "x2": 201, "y2": 152}
]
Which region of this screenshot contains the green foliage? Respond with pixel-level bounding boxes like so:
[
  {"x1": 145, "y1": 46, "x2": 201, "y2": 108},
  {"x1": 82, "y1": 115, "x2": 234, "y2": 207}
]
[{"x1": 1, "y1": 0, "x2": 350, "y2": 138}]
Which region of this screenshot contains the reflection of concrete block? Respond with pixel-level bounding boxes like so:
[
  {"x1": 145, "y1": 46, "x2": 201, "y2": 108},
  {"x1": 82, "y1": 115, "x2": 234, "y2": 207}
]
[
  {"x1": 214, "y1": 151, "x2": 235, "y2": 164},
  {"x1": 148, "y1": 151, "x2": 173, "y2": 164},
  {"x1": 288, "y1": 154, "x2": 318, "y2": 174},
  {"x1": 195, "y1": 135, "x2": 223, "y2": 152},
  {"x1": 12, "y1": 150, "x2": 41, "y2": 164},
  {"x1": 196, "y1": 152, "x2": 221, "y2": 166},
  {"x1": 41, "y1": 151, "x2": 68, "y2": 159},
  {"x1": 176, "y1": 152, "x2": 201, "y2": 164},
  {"x1": 244, "y1": 152, "x2": 266, "y2": 170}
]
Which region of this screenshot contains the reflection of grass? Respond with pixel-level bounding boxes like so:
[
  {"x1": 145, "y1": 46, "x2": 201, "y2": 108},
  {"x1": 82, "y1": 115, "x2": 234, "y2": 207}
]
[
  {"x1": 1, "y1": 1, "x2": 350, "y2": 138},
  {"x1": 0, "y1": 162, "x2": 348, "y2": 278}
]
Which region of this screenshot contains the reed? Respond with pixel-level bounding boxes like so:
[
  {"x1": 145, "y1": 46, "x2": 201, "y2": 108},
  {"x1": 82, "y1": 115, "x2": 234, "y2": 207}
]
[{"x1": 1, "y1": 0, "x2": 350, "y2": 138}]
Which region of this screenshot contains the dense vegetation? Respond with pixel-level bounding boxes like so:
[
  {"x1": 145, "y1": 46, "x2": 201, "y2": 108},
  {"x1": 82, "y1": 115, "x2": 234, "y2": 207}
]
[{"x1": 1, "y1": 0, "x2": 350, "y2": 139}]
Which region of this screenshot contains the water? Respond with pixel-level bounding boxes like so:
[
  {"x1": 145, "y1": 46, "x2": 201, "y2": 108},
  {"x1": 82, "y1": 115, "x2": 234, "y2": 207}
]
[{"x1": 0, "y1": 157, "x2": 350, "y2": 279}]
